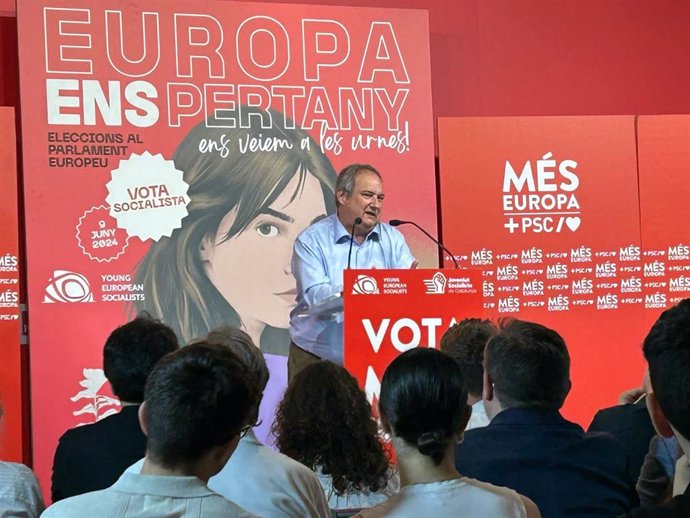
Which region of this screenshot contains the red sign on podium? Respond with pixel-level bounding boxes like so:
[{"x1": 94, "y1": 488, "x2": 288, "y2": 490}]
[{"x1": 343, "y1": 268, "x2": 483, "y2": 405}]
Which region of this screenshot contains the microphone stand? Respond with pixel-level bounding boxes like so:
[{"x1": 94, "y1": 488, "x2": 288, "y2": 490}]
[
  {"x1": 347, "y1": 217, "x2": 363, "y2": 269},
  {"x1": 389, "y1": 219, "x2": 460, "y2": 269}
]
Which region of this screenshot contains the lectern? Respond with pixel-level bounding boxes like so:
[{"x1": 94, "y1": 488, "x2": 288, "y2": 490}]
[{"x1": 341, "y1": 268, "x2": 483, "y2": 398}]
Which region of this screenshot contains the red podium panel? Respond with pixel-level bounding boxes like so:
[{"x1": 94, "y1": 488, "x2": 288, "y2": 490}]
[
  {"x1": 438, "y1": 116, "x2": 646, "y2": 427},
  {"x1": 638, "y1": 116, "x2": 690, "y2": 328},
  {"x1": 0, "y1": 107, "x2": 22, "y2": 462},
  {"x1": 343, "y1": 268, "x2": 482, "y2": 406}
]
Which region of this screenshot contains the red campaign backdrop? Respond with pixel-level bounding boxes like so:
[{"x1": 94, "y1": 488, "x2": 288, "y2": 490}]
[
  {"x1": 637, "y1": 116, "x2": 690, "y2": 329},
  {"x1": 3, "y1": 0, "x2": 689, "y2": 478},
  {"x1": 7, "y1": 1, "x2": 690, "y2": 131},
  {"x1": 343, "y1": 268, "x2": 483, "y2": 408},
  {"x1": 0, "y1": 107, "x2": 22, "y2": 462},
  {"x1": 17, "y1": 0, "x2": 436, "y2": 494},
  {"x1": 232, "y1": 0, "x2": 690, "y2": 119},
  {"x1": 0, "y1": 0, "x2": 15, "y2": 16},
  {"x1": 438, "y1": 117, "x2": 649, "y2": 426}
]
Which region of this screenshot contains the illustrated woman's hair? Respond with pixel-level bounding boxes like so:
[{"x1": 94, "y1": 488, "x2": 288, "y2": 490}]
[{"x1": 133, "y1": 107, "x2": 336, "y2": 346}]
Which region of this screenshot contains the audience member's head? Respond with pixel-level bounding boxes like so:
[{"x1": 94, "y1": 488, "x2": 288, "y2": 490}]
[
  {"x1": 205, "y1": 325, "x2": 268, "y2": 424},
  {"x1": 440, "y1": 318, "x2": 497, "y2": 402},
  {"x1": 141, "y1": 343, "x2": 258, "y2": 477},
  {"x1": 483, "y1": 318, "x2": 570, "y2": 417},
  {"x1": 643, "y1": 298, "x2": 690, "y2": 441},
  {"x1": 273, "y1": 360, "x2": 390, "y2": 494},
  {"x1": 641, "y1": 368, "x2": 674, "y2": 438},
  {"x1": 103, "y1": 313, "x2": 178, "y2": 403},
  {"x1": 379, "y1": 347, "x2": 470, "y2": 465}
]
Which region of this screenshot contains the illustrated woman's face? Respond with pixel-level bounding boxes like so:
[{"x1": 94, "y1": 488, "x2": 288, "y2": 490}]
[{"x1": 201, "y1": 170, "x2": 327, "y2": 332}]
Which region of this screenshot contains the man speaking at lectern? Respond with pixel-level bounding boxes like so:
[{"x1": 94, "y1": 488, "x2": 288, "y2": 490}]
[{"x1": 288, "y1": 164, "x2": 417, "y2": 379}]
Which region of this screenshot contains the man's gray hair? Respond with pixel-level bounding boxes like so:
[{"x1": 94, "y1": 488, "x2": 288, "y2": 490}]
[{"x1": 335, "y1": 164, "x2": 381, "y2": 207}]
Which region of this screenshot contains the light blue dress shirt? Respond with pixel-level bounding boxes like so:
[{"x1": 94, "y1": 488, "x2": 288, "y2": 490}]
[
  {"x1": 209, "y1": 430, "x2": 330, "y2": 518},
  {"x1": 289, "y1": 213, "x2": 415, "y2": 363},
  {"x1": 42, "y1": 470, "x2": 258, "y2": 518},
  {"x1": 0, "y1": 462, "x2": 44, "y2": 518}
]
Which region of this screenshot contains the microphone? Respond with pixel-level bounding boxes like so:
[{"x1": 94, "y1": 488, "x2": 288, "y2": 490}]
[
  {"x1": 389, "y1": 219, "x2": 460, "y2": 269},
  {"x1": 347, "y1": 217, "x2": 363, "y2": 269}
]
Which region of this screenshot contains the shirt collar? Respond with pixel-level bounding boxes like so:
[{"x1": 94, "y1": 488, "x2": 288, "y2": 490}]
[
  {"x1": 240, "y1": 429, "x2": 261, "y2": 447},
  {"x1": 113, "y1": 470, "x2": 214, "y2": 498},
  {"x1": 489, "y1": 407, "x2": 574, "y2": 428},
  {"x1": 332, "y1": 214, "x2": 380, "y2": 244}
]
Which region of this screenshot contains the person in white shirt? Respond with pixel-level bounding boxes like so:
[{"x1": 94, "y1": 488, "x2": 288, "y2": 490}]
[
  {"x1": 440, "y1": 318, "x2": 497, "y2": 430},
  {"x1": 356, "y1": 348, "x2": 540, "y2": 518},
  {"x1": 0, "y1": 404, "x2": 45, "y2": 518},
  {"x1": 42, "y1": 343, "x2": 259, "y2": 518},
  {"x1": 0, "y1": 461, "x2": 44, "y2": 518},
  {"x1": 204, "y1": 326, "x2": 330, "y2": 518}
]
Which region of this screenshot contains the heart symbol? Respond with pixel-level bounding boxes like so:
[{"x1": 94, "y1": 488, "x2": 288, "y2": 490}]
[{"x1": 565, "y1": 217, "x2": 581, "y2": 232}]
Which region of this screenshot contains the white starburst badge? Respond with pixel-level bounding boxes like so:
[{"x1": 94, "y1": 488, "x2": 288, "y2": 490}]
[{"x1": 105, "y1": 151, "x2": 190, "y2": 241}]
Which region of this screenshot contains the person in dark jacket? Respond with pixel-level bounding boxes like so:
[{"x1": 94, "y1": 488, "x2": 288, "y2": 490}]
[
  {"x1": 51, "y1": 314, "x2": 178, "y2": 501},
  {"x1": 455, "y1": 318, "x2": 638, "y2": 518},
  {"x1": 620, "y1": 299, "x2": 690, "y2": 518}
]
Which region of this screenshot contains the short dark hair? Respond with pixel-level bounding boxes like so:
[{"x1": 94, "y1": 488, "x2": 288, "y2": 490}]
[
  {"x1": 379, "y1": 348, "x2": 467, "y2": 465},
  {"x1": 144, "y1": 343, "x2": 258, "y2": 468},
  {"x1": 103, "y1": 314, "x2": 179, "y2": 402},
  {"x1": 273, "y1": 361, "x2": 390, "y2": 495},
  {"x1": 643, "y1": 298, "x2": 690, "y2": 439},
  {"x1": 205, "y1": 326, "x2": 269, "y2": 423},
  {"x1": 440, "y1": 318, "x2": 497, "y2": 397},
  {"x1": 335, "y1": 163, "x2": 381, "y2": 206},
  {"x1": 486, "y1": 319, "x2": 570, "y2": 410}
]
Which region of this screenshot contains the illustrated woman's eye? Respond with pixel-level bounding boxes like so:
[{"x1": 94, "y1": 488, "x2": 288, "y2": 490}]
[{"x1": 256, "y1": 223, "x2": 279, "y2": 237}]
